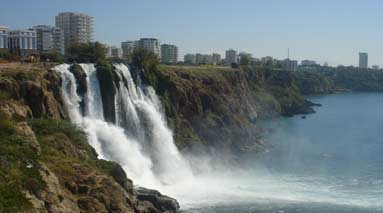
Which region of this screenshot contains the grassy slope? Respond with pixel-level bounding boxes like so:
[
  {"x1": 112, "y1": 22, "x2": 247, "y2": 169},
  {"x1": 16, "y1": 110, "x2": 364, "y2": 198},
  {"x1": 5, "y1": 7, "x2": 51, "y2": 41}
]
[{"x1": 0, "y1": 63, "x2": 133, "y2": 212}]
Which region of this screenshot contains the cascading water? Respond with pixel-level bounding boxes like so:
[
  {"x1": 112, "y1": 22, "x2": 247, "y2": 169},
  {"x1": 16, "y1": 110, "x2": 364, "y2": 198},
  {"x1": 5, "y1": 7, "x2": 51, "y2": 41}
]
[
  {"x1": 113, "y1": 64, "x2": 192, "y2": 184},
  {"x1": 80, "y1": 64, "x2": 104, "y2": 120},
  {"x1": 53, "y1": 63, "x2": 192, "y2": 189}
]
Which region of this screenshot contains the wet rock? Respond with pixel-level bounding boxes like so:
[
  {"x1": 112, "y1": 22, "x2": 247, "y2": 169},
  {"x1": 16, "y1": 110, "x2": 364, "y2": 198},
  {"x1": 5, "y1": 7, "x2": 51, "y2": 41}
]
[
  {"x1": 135, "y1": 187, "x2": 180, "y2": 213},
  {"x1": 96, "y1": 63, "x2": 118, "y2": 123},
  {"x1": 69, "y1": 64, "x2": 88, "y2": 96},
  {"x1": 109, "y1": 163, "x2": 134, "y2": 194}
]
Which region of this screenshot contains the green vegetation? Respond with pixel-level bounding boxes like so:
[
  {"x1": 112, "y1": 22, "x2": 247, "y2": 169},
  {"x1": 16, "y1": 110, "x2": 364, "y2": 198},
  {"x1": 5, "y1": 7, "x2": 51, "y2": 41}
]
[
  {"x1": 295, "y1": 71, "x2": 334, "y2": 94},
  {"x1": 66, "y1": 42, "x2": 107, "y2": 63},
  {"x1": 130, "y1": 48, "x2": 160, "y2": 71},
  {"x1": 0, "y1": 49, "x2": 15, "y2": 60},
  {"x1": 29, "y1": 118, "x2": 131, "y2": 195},
  {"x1": 329, "y1": 68, "x2": 383, "y2": 91},
  {"x1": 239, "y1": 53, "x2": 252, "y2": 66},
  {"x1": 40, "y1": 51, "x2": 64, "y2": 63},
  {"x1": 0, "y1": 90, "x2": 11, "y2": 101},
  {"x1": 0, "y1": 117, "x2": 45, "y2": 212}
]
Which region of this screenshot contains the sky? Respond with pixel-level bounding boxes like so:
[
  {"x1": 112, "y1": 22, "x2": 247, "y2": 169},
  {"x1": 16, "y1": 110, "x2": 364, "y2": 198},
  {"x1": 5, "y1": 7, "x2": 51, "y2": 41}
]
[{"x1": 1, "y1": 0, "x2": 383, "y2": 66}]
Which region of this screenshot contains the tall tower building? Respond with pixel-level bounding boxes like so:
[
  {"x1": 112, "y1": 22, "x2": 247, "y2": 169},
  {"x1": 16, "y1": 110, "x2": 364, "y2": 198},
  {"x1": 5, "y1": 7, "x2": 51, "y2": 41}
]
[
  {"x1": 55, "y1": 12, "x2": 93, "y2": 49},
  {"x1": 359, "y1": 52, "x2": 368, "y2": 69}
]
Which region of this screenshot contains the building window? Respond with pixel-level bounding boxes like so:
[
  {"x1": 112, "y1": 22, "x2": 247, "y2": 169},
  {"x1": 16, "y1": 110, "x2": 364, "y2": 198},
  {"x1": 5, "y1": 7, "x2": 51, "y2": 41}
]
[
  {"x1": 2, "y1": 35, "x2": 6, "y2": 48},
  {"x1": 21, "y1": 37, "x2": 25, "y2": 49},
  {"x1": 32, "y1": 38, "x2": 35, "y2": 49}
]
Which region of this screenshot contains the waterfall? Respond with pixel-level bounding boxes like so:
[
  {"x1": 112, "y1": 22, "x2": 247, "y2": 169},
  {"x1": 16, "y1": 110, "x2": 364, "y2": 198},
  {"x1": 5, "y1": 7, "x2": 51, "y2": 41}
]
[
  {"x1": 53, "y1": 63, "x2": 192, "y2": 189},
  {"x1": 113, "y1": 64, "x2": 192, "y2": 184},
  {"x1": 80, "y1": 64, "x2": 104, "y2": 120}
]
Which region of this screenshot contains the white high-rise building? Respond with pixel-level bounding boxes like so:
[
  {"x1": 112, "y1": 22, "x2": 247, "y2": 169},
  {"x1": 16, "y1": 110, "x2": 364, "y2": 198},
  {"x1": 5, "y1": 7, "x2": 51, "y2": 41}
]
[
  {"x1": 161, "y1": 44, "x2": 178, "y2": 64},
  {"x1": 0, "y1": 26, "x2": 8, "y2": 49},
  {"x1": 225, "y1": 49, "x2": 238, "y2": 65},
  {"x1": 55, "y1": 12, "x2": 93, "y2": 49},
  {"x1": 359, "y1": 52, "x2": 368, "y2": 68},
  {"x1": 32, "y1": 25, "x2": 65, "y2": 55}
]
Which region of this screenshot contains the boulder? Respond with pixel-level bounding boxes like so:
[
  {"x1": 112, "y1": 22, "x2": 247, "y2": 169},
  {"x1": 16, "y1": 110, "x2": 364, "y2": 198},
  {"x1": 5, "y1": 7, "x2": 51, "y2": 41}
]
[{"x1": 135, "y1": 187, "x2": 180, "y2": 213}]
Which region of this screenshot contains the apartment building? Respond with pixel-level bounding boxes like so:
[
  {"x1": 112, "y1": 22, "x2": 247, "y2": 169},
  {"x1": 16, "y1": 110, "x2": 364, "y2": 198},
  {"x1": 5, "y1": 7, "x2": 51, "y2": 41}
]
[
  {"x1": 32, "y1": 25, "x2": 65, "y2": 55},
  {"x1": 55, "y1": 12, "x2": 93, "y2": 49},
  {"x1": 161, "y1": 44, "x2": 178, "y2": 64}
]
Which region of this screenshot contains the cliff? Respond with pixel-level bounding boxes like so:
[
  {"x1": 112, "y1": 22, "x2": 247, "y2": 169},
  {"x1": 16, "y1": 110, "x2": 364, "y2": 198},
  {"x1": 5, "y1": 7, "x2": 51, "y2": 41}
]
[
  {"x1": 139, "y1": 65, "x2": 319, "y2": 153},
  {"x1": 0, "y1": 63, "x2": 178, "y2": 213}
]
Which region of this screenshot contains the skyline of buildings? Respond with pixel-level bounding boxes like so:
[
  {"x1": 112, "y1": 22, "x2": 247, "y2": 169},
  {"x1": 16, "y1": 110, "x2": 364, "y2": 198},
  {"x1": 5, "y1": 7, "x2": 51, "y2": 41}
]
[{"x1": 0, "y1": 11, "x2": 377, "y2": 69}]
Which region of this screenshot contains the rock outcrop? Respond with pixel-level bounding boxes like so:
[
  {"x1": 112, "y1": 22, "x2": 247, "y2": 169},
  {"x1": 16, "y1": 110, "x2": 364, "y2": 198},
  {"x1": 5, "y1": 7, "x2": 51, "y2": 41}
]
[
  {"x1": 135, "y1": 187, "x2": 180, "y2": 213},
  {"x1": 0, "y1": 63, "x2": 179, "y2": 213}
]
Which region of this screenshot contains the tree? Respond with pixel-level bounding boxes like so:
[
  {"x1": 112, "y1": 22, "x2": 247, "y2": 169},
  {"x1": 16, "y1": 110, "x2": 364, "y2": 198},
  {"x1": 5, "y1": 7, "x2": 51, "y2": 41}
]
[
  {"x1": 40, "y1": 51, "x2": 64, "y2": 63},
  {"x1": 239, "y1": 53, "x2": 252, "y2": 66},
  {"x1": 130, "y1": 48, "x2": 160, "y2": 71},
  {"x1": 66, "y1": 42, "x2": 107, "y2": 63},
  {"x1": 0, "y1": 49, "x2": 15, "y2": 60}
]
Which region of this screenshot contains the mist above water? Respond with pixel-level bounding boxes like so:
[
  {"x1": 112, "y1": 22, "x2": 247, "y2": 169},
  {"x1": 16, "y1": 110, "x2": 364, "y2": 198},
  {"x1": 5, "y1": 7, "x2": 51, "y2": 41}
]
[{"x1": 54, "y1": 64, "x2": 383, "y2": 212}]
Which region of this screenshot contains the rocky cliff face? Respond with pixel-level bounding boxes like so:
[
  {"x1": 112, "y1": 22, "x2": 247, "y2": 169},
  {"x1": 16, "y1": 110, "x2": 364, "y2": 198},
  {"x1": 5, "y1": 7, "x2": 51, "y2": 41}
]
[
  {"x1": 139, "y1": 65, "x2": 317, "y2": 154},
  {"x1": 0, "y1": 63, "x2": 178, "y2": 213}
]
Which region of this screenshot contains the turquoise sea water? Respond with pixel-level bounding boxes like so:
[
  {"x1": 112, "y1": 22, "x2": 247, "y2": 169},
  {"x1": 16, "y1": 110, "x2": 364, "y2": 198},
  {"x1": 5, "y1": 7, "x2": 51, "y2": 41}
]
[{"x1": 183, "y1": 93, "x2": 383, "y2": 213}]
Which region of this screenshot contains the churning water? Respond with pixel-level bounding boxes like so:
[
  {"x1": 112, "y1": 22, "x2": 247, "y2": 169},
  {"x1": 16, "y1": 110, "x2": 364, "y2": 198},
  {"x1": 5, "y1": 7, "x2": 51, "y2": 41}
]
[{"x1": 54, "y1": 64, "x2": 383, "y2": 212}]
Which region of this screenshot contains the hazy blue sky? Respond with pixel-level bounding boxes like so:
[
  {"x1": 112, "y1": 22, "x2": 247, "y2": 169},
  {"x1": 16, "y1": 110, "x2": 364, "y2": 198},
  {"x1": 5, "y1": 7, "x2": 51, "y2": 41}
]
[{"x1": 1, "y1": 0, "x2": 383, "y2": 66}]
